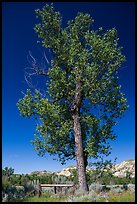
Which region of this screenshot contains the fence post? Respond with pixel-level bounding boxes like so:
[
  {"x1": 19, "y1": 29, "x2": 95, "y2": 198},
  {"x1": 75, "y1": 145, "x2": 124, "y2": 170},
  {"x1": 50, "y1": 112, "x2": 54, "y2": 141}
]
[
  {"x1": 39, "y1": 183, "x2": 42, "y2": 197},
  {"x1": 72, "y1": 184, "x2": 75, "y2": 195},
  {"x1": 54, "y1": 186, "x2": 57, "y2": 194}
]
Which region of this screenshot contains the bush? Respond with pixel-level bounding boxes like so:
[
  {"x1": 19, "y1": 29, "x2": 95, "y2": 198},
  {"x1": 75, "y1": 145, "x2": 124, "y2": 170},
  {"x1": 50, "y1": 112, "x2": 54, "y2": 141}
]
[
  {"x1": 68, "y1": 169, "x2": 78, "y2": 184},
  {"x1": 2, "y1": 175, "x2": 12, "y2": 192},
  {"x1": 39, "y1": 174, "x2": 53, "y2": 184},
  {"x1": 67, "y1": 191, "x2": 99, "y2": 202},
  {"x1": 127, "y1": 184, "x2": 135, "y2": 192},
  {"x1": 2, "y1": 185, "x2": 26, "y2": 202},
  {"x1": 89, "y1": 183, "x2": 103, "y2": 193},
  {"x1": 109, "y1": 185, "x2": 124, "y2": 193}
]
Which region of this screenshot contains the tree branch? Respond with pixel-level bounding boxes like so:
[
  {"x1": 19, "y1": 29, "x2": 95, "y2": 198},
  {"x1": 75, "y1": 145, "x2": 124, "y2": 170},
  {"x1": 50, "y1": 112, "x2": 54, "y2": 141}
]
[{"x1": 25, "y1": 51, "x2": 49, "y2": 89}]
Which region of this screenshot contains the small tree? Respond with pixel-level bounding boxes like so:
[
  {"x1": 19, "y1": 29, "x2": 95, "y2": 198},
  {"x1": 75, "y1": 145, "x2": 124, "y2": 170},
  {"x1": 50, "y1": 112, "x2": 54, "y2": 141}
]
[
  {"x1": 3, "y1": 167, "x2": 14, "y2": 179},
  {"x1": 17, "y1": 3, "x2": 128, "y2": 192}
]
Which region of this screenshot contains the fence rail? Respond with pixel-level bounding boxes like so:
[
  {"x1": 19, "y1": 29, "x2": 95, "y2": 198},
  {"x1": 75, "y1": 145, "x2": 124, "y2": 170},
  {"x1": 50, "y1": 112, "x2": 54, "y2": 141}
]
[
  {"x1": 41, "y1": 184, "x2": 74, "y2": 187},
  {"x1": 40, "y1": 183, "x2": 75, "y2": 194}
]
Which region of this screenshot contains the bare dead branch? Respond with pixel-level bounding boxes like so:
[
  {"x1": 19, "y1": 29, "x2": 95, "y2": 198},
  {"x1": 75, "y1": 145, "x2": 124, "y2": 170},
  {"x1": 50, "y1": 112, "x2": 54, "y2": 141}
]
[
  {"x1": 28, "y1": 50, "x2": 36, "y2": 64},
  {"x1": 24, "y1": 50, "x2": 66, "y2": 102},
  {"x1": 25, "y1": 51, "x2": 50, "y2": 89},
  {"x1": 43, "y1": 51, "x2": 49, "y2": 64}
]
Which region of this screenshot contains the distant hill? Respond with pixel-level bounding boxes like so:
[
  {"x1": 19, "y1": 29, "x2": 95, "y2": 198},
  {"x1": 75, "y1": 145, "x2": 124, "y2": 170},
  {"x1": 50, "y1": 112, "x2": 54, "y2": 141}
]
[
  {"x1": 29, "y1": 159, "x2": 135, "y2": 178},
  {"x1": 112, "y1": 159, "x2": 135, "y2": 177}
]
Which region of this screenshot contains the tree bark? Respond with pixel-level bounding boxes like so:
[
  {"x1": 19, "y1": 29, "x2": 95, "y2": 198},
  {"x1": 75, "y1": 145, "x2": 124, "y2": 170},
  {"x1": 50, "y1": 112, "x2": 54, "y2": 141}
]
[{"x1": 71, "y1": 79, "x2": 88, "y2": 192}]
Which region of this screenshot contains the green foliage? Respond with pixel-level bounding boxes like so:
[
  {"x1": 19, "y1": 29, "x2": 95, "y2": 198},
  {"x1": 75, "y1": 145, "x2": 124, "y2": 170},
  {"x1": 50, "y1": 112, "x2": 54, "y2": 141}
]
[
  {"x1": 2, "y1": 175, "x2": 12, "y2": 191},
  {"x1": 68, "y1": 167, "x2": 135, "y2": 186},
  {"x1": 38, "y1": 174, "x2": 53, "y2": 184},
  {"x1": 51, "y1": 174, "x2": 68, "y2": 184},
  {"x1": 2, "y1": 166, "x2": 135, "y2": 189},
  {"x1": 17, "y1": 3, "x2": 128, "y2": 165},
  {"x1": 3, "y1": 167, "x2": 14, "y2": 177},
  {"x1": 69, "y1": 169, "x2": 79, "y2": 184},
  {"x1": 2, "y1": 172, "x2": 26, "y2": 202},
  {"x1": 9, "y1": 175, "x2": 21, "y2": 186}
]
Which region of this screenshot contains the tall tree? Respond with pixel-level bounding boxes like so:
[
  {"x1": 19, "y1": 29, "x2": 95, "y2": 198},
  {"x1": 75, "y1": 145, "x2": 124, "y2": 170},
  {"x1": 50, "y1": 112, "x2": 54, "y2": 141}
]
[{"x1": 17, "y1": 3, "x2": 128, "y2": 192}]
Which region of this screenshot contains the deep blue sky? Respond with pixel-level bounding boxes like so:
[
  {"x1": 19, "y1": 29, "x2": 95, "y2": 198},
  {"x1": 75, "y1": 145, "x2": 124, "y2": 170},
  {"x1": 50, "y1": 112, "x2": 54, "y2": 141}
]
[{"x1": 2, "y1": 2, "x2": 135, "y2": 174}]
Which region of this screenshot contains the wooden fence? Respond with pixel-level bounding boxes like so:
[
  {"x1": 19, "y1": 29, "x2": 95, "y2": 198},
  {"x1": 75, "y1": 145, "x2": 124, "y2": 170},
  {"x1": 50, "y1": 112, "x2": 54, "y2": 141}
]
[{"x1": 40, "y1": 183, "x2": 75, "y2": 195}]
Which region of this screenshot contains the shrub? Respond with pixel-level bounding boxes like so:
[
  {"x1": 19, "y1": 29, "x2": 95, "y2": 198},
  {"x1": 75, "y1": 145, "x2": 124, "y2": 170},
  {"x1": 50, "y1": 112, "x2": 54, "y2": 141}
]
[
  {"x1": 2, "y1": 175, "x2": 12, "y2": 191},
  {"x1": 2, "y1": 185, "x2": 26, "y2": 202},
  {"x1": 67, "y1": 190, "x2": 109, "y2": 202},
  {"x1": 109, "y1": 185, "x2": 124, "y2": 193},
  {"x1": 89, "y1": 183, "x2": 103, "y2": 193},
  {"x1": 127, "y1": 184, "x2": 135, "y2": 192},
  {"x1": 68, "y1": 169, "x2": 78, "y2": 184},
  {"x1": 39, "y1": 173, "x2": 53, "y2": 184}
]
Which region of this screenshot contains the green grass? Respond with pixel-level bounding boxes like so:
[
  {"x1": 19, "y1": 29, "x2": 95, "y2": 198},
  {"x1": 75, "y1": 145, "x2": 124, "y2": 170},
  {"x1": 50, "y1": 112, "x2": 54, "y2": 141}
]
[
  {"x1": 20, "y1": 190, "x2": 135, "y2": 202},
  {"x1": 107, "y1": 190, "x2": 135, "y2": 202},
  {"x1": 21, "y1": 192, "x2": 67, "y2": 202}
]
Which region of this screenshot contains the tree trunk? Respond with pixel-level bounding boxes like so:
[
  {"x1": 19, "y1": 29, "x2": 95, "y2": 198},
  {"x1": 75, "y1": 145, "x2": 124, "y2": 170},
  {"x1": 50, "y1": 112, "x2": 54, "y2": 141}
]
[{"x1": 72, "y1": 79, "x2": 88, "y2": 192}]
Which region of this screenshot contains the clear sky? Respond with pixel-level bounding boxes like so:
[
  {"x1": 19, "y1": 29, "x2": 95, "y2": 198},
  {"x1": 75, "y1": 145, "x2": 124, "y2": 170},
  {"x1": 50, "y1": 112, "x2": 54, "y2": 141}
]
[{"x1": 2, "y1": 2, "x2": 135, "y2": 174}]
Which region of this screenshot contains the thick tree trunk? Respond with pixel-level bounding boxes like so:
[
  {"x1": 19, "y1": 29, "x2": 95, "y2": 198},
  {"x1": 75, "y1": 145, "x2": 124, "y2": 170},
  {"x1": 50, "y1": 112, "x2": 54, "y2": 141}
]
[
  {"x1": 72, "y1": 79, "x2": 88, "y2": 192},
  {"x1": 73, "y1": 112, "x2": 88, "y2": 192}
]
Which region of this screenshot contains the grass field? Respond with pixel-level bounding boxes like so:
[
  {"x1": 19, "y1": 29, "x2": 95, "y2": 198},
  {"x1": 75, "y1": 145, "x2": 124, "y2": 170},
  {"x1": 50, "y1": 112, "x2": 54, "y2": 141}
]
[{"x1": 20, "y1": 190, "x2": 135, "y2": 202}]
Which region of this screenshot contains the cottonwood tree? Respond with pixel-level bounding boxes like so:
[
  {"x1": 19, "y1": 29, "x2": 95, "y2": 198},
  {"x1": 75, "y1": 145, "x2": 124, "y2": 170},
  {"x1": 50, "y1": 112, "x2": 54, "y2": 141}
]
[{"x1": 17, "y1": 3, "x2": 128, "y2": 192}]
